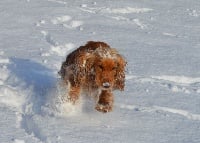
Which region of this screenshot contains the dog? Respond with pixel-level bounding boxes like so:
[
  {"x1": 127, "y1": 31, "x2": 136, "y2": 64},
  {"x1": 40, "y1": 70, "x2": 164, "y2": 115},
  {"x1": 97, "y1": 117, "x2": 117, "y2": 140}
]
[{"x1": 59, "y1": 41, "x2": 126, "y2": 113}]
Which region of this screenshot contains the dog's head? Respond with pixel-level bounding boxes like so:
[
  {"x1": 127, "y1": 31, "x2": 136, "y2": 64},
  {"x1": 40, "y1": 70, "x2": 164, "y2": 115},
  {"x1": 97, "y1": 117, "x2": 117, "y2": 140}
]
[{"x1": 94, "y1": 57, "x2": 126, "y2": 91}]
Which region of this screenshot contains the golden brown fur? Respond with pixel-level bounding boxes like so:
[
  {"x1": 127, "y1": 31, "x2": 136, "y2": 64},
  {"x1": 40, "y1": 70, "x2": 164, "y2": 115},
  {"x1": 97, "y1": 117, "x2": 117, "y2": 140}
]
[{"x1": 59, "y1": 41, "x2": 126, "y2": 113}]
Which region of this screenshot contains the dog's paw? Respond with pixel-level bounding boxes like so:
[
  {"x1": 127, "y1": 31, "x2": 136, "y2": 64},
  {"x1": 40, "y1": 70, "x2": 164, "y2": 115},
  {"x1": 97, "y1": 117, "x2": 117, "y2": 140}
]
[
  {"x1": 67, "y1": 94, "x2": 80, "y2": 105},
  {"x1": 95, "y1": 104, "x2": 113, "y2": 113}
]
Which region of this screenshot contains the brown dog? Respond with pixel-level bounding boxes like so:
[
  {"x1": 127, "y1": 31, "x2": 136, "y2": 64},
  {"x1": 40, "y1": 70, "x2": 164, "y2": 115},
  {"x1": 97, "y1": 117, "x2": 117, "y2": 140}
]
[{"x1": 59, "y1": 41, "x2": 126, "y2": 113}]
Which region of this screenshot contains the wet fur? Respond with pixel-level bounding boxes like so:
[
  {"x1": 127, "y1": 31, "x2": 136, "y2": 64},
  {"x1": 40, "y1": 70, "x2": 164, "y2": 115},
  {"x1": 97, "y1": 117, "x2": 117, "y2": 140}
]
[{"x1": 59, "y1": 41, "x2": 126, "y2": 113}]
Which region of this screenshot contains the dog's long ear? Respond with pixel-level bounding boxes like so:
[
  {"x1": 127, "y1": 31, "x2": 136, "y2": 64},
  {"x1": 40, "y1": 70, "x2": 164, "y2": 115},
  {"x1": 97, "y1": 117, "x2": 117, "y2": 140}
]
[
  {"x1": 59, "y1": 61, "x2": 67, "y2": 78},
  {"x1": 85, "y1": 54, "x2": 97, "y2": 73},
  {"x1": 73, "y1": 53, "x2": 96, "y2": 84},
  {"x1": 114, "y1": 54, "x2": 127, "y2": 91},
  {"x1": 73, "y1": 52, "x2": 89, "y2": 84}
]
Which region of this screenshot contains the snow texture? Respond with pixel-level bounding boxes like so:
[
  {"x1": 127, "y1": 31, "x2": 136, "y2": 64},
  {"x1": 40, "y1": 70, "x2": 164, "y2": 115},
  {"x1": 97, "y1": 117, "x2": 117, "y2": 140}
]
[{"x1": 1, "y1": 0, "x2": 200, "y2": 143}]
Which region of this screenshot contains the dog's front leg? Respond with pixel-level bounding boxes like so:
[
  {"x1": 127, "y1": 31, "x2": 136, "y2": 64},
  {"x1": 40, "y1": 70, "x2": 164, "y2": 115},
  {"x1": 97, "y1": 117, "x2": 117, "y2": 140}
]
[
  {"x1": 68, "y1": 85, "x2": 81, "y2": 104},
  {"x1": 95, "y1": 90, "x2": 114, "y2": 113}
]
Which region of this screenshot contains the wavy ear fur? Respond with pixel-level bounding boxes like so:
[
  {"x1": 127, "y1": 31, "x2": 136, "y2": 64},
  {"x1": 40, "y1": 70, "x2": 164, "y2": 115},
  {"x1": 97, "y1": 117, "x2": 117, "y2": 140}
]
[
  {"x1": 114, "y1": 54, "x2": 126, "y2": 91},
  {"x1": 72, "y1": 52, "x2": 96, "y2": 86}
]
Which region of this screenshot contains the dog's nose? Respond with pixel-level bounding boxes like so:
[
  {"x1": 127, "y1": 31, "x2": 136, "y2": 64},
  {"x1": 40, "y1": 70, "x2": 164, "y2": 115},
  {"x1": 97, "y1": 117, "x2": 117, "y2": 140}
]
[{"x1": 103, "y1": 82, "x2": 110, "y2": 88}]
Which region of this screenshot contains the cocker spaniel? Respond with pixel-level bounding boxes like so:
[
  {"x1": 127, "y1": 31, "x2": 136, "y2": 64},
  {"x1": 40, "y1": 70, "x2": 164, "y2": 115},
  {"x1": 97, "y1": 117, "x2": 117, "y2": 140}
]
[{"x1": 59, "y1": 41, "x2": 126, "y2": 113}]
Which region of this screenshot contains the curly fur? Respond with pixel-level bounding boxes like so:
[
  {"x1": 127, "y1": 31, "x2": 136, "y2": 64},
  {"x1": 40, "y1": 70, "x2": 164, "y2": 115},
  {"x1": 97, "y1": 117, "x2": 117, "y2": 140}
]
[{"x1": 59, "y1": 41, "x2": 126, "y2": 113}]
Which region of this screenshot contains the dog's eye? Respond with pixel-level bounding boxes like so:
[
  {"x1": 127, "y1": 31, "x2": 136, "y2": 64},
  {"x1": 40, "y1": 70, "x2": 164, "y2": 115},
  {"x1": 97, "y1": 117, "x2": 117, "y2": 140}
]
[{"x1": 98, "y1": 65, "x2": 103, "y2": 70}]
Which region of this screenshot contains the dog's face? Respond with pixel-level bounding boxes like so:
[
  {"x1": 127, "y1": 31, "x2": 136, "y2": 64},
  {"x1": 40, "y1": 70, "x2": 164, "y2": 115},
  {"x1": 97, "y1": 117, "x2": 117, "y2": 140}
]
[{"x1": 94, "y1": 58, "x2": 118, "y2": 90}]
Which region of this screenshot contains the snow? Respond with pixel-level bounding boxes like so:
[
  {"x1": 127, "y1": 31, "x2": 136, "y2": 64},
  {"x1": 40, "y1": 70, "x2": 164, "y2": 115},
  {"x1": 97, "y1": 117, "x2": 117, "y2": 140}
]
[
  {"x1": 103, "y1": 7, "x2": 153, "y2": 14},
  {"x1": 13, "y1": 139, "x2": 25, "y2": 143},
  {"x1": 151, "y1": 75, "x2": 200, "y2": 84},
  {"x1": 0, "y1": 58, "x2": 10, "y2": 64},
  {"x1": 50, "y1": 43, "x2": 75, "y2": 56},
  {"x1": 1, "y1": 0, "x2": 200, "y2": 143},
  {"x1": 51, "y1": 15, "x2": 72, "y2": 25}
]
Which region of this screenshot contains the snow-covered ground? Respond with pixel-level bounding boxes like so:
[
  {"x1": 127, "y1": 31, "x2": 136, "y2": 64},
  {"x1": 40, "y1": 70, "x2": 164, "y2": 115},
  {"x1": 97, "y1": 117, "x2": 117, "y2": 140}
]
[{"x1": 1, "y1": 0, "x2": 200, "y2": 142}]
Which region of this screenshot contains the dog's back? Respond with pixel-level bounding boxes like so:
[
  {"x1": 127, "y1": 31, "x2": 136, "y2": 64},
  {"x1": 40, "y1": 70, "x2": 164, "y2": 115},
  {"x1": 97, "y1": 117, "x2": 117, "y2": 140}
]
[
  {"x1": 66, "y1": 41, "x2": 111, "y2": 65},
  {"x1": 59, "y1": 41, "x2": 111, "y2": 79}
]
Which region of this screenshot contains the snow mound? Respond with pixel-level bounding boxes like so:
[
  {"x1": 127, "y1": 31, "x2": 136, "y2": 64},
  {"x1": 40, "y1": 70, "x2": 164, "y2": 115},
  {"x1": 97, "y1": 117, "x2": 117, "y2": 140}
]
[
  {"x1": 42, "y1": 81, "x2": 84, "y2": 117},
  {"x1": 103, "y1": 7, "x2": 153, "y2": 14},
  {"x1": 12, "y1": 139, "x2": 25, "y2": 143},
  {"x1": 50, "y1": 43, "x2": 76, "y2": 56},
  {"x1": 0, "y1": 85, "x2": 26, "y2": 110},
  {"x1": 151, "y1": 75, "x2": 200, "y2": 85},
  {"x1": 51, "y1": 15, "x2": 72, "y2": 24},
  {"x1": 119, "y1": 104, "x2": 200, "y2": 121},
  {"x1": 0, "y1": 58, "x2": 10, "y2": 64}
]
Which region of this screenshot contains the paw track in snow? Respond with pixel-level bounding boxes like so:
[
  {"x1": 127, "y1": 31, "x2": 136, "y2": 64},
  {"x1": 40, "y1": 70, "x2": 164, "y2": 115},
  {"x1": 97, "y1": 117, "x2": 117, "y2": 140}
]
[
  {"x1": 41, "y1": 30, "x2": 58, "y2": 46},
  {"x1": 106, "y1": 16, "x2": 148, "y2": 29},
  {"x1": 0, "y1": 56, "x2": 24, "y2": 108},
  {"x1": 40, "y1": 41, "x2": 75, "y2": 57},
  {"x1": 132, "y1": 19, "x2": 147, "y2": 29},
  {"x1": 108, "y1": 16, "x2": 130, "y2": 21},
  {"x1": 126, "y1": 75, "x2": 200, "y2": 94},
  {"x1": 40, "y1": 30, "x2": 76, "y2": 57},
  {"x1": 79, "y1": 5, "x2": 106, "y2": 14},
  {"x1": 47, "y1": 0, "x2": 67, "y2": 5},
  {"x1": 3, "y1": 58, "x2": 59, "y2": 142},
  {"x1": 0, "y1": 86, "x2": 26, "y2": 109},
  {"x1": 80, "y1": 6, "x2": 153, "y2": 14},
  {"x1": 21, "y1": 114, "x2": 47, "y2": 142},
  {"x1": 35, "y1": 20, "x2": 46, "y2": 27},
  {"x1": 162, "y1": 32, "x2": 177, "y2": 37},
  {"x1": 51, "y1": 15, "x2": 72, "y2": 25},
  {"x1": 151, "y1": 75, "x2": 200, "y2": 85},
  {"x1": 50, "y1": 43, "x2": 75, "y2": 56},
  {"x1": 51, "y1": 15, "x2": 83, "y2": 29},
  {"x1": 187, "y1": 9, "x2": 199, "y2": 17},
  {"x1": 102, "y1": 7, "x2": 153, "y2": 14},
  {"x1": 118, "y1": 104, "x2": 200, "y2": 121},
  {"x1": 38, "y1": 15, "x2": 80, "y2": 58},
  {"x1": 80, "y1": 5, "x2": 150, "y2": 30}
]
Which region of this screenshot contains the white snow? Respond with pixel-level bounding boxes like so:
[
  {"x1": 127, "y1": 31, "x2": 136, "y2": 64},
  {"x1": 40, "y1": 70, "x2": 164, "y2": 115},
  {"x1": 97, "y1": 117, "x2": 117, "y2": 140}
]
[
  {"x1": 47, "y1": 0, "x2": 67, "y2": 5},
  {"x1": 80, "y1": 4, "x2": 87, "y2": 8},
  {"x1": 51, "y1": 15, "x2": 72, "y2": 25},
  {"x1": 0, "y1": 58, "x2": 10, "y2": 64},
  {"x1": 0, "y1": 86, "x2": 25, "y2": 109},
  {"x1": 151, "y1": 75, "x2": 200, "y2": 85},
  {"x1": 132, "y1": 18, "x2": 147, "y2": 29},
  {"x1": 51, "y1": 15, "x2": 83, "y2": 29},
  {"x1": 69, "y1": 20, "x2": 83, "y2": 28},
  {"x1": 1, "y1": 0, "x2": 200, "y2": 143},
  {"x1": 50, "y1": 43, "x2": 75, "y2": 56},
  {"x1": 119, "y1": 104, "x2": 200, "y2": 121},
  {"x1": 13, "y1": 139, "x2": 25, "y2": 143},
  {"x1": 103, "y1": 7, "x2": 153, "y2": 14}
]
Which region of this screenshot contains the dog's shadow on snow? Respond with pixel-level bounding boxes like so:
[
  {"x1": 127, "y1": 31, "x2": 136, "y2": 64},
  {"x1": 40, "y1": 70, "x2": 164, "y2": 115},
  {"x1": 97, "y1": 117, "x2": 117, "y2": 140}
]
[
  {"x1": 8, "y1": 58, "x2": 57, "y2": 114},
  {"x1": 8, "y1": 58, "x2": 100, "y2": 116}
]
